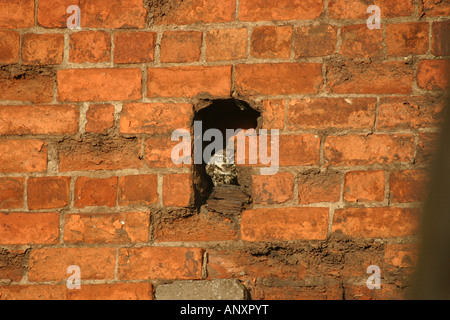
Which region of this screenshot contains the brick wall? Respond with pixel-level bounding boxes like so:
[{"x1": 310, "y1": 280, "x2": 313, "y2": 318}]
[{"x1": 0, "y1": 0, "x2": 448, "y2": 300}]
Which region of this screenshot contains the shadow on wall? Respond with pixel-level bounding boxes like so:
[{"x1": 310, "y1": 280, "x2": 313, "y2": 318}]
[{"x1": 410, "y1": 76, "x2": 450, "y2": 298}]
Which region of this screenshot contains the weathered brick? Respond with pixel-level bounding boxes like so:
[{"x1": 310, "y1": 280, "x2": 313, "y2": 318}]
[
  {"x1": 57, "y1": 68, "x2": 142, "y2": 101},
  {"x1": 118, "y1": 247, "x2": 204, "y2": 280},
  {"x1": 153, "y1": 0, "x2": 236, "y2": 25},
  {"x1": 344, "y1": 284, "x2": 406, "y2": 300},
  {"x1": 279, "y1": 134, "x2": 321, "y2": 166},
  {"x1": 332, "y1": 207, "x2": 419, "y2": 238},
  {"x1": 0, "y1": 0, "x2": 34, "y2": 29},
  {"x1": 206, "y1": 28, "x2": 247, "y2": 61},
  {"x1": 160, "y1": 31, "x2": 202, "y2": 63},
  {"x1": 417, "y1": 59, "x2": 450, "y2": 91},
  {"x1": 0, "y1": 139, "x2": 47, "y2": 173},
  {"x1": 261, "y1": 100, "x2": 285, "y2": 129},
  {"x1": 0, "y1": 212, "x2": 59, "y2": 244},
  {"x1": 28, "y1": 247, "x2": 116, "y2": 282},
  {"x1": 419, "y1": 0, "x2": 450, "y2": 17},
  {"x1": 147, "y1": 66, "x2": 232, "y2": 98},
  {"x1": 239, "y1": 0, "x2": 323, "y2": 21},
  {"x1": 69, "y1": 31, "x2": 111, "y2": 63},
  {"x1": 0, "y1": 177, "x2": 24, "y2": 209},
  {"x1": 417, "y1": 132, "x2": 440, "y2": 164},
  {"x1": 0, "y1": 31, "x2": 20, "y2": 64},
  {"x1": 0, "y1": 248, "x2": 27, "y2": 282},
  {"x1": 0, "y1": 105, "x2": 79, "y2": 135},
  {"x1": 37, "y1": 0, "x2": 146, "y2": 28},
  {"x1": 235, "y1": 63, "x2": 323, "y2": 96},
  {"x1": 326, "y1": 60, "x2": 413, "y2": 94},
  {"x1": 67, "y1": 283, "x2": 153, "y2": 300},
  {"x1": 328, "y1": 0, "x2": 415, "y2": 19},
  {"x1": 28, "y1": 177, "x2": 70, "y2": 210},
  {"x1": 344, "y1": 171, "x2": 385, "y2": 202},
  {"x1": 386, "y1": 23, "x2": 429, "y2": 56},
  {"x1": 377, "y1": 96, "x2": 445, "y2": 129},
  {"x1": 163, "y1": 174, "x2": 193, "y2": 207},
  {"x1": 253, "y1": 285, "x2": 343, "y2": 300},
  {"x1": 340, "y1": 24, "x2": 383, "y2": 58},
  {"x1": 384, "y1": 243, "x2": 418, "y2": 268},
  {"x1": 154, "y1": 212, "x2": 237, "y2": 242},
  {"x1": 251, "y1": 26, "x2": 292, "y2": 59},
  {"x1": 64, "y1": 211, "x2": 150, "y2": 243},
  {"x1": 390, "y1": 170, "x2": 429, "y2": 203},
  {"x1": 22, "y1": 33, "x2": 64, "y2": 65},
  {"x1": 118, "y1": 175, "x2": 158, "y2": 206},
  {"x1": 74, "y1": 176, "x2": 118, "y2": 208},
  {"x1": 241, "y1": 207, "x2": 329, "y2": 241},
  {"x1": 298, "y1": 170, "x2": 342, "y2": 204},
  {"x1": 85, "y1": 104, "x2": 115, "y2": 133},
  {"x1": 120, "y1": 103, "x2": 192, "y2": 134},
  {"x1": 252, "y1": 172, "x2": 294, "y2": 204},
  {"x1": 287, "y1": 98, "x2": 376, "y2": 130},
  {"x1": 324, "y1": 134, "x2": 415, "y2": 166},
  {"x1": 432, "y1": 21, "x2": 450, "y2": 56},
  {"x1": 114, "y1": 31, "x2": 156, "y2": 64},
  {"x1": 0, "y1": 285, "x2": 66, "y2": 300},
  {"x1": 294, "y1": 25, "x2": 337, "y2": 57},
  {"x1": 145, "y1": 136, "x2": 189, "y2": 168}
]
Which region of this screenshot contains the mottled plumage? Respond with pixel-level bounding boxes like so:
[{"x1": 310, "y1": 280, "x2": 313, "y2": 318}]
[{"x1": 205, "y1": 149, "x2": 238, "y2": 186}]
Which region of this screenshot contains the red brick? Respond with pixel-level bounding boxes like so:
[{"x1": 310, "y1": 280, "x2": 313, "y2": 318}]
[
  {"x1": 57, "y1": 68, "x2": 142, "y2": 102},
  {"x1": 328, "y1": 0, "x2": 415, "y2": 19},
  {"x1": 261, "y1": 100, "x2": 285, "y2": 129},
  {"x1": 118, "y1": 175, "x2": 158, "y2": 206},
  {"x1": 241, "y1": 207, "x2": 329, "y2": 241},
  {"x1": 206, "y1": 28, "x2": 247, "y2": 61},
  {"x1": 0, "y1": 0, "x2": 34, "y2": 29},
  {"x1": 240, "y1": 0, "x2": 323, "y2": 21},
  {"x1": 154, "y1": 212, "x2": 237, "y2": 242},
  {"x1": 0, "y1": 105, "x2": 79, "y2": 135},
  {"x1": 386, "y1": 23, "x2": 429, "y2": 56},
  {"x1": 417, "y1": 59, "x2": 450, "y2": 91},
  {"x1": 390, "y1": 170, "x2": 429, "y2": 203},
  {"x1": 294, "y1": 25, "x2": 337, "y2": 57},
  {"x1": 22, "y1": 34, "x2": 64, "y2": 65},
  {"x1": 0, "y1": 177, "x2": 24, "y2": 209},
  {"x1": 378, "y1": 96, "x2": 445, "y2": 129},
  {"x1": 37, "y1": 0, "x2": 146, "y2": 28},
  {"x1": 253, "y1": 285, "x2": 343, "y2": 300},
  {"x1": 153, "y1": 0, "x2": 236, "y2": 25},
  {"x1": 160, "y1": 31, "x2": 202, "y2": 63},
  {"x1": 163, "y1": 174, "x2": 193, "y2": 207},
  {"x1": 28, "y1": 177, "x2": 70, "y2": 210},
  {"x1": 432, "y1": 21, "x2": 450, "y2": 56},
  {"x1": 326, "y1": 60, "x2": 413, "y2": 94},
  {"x1": 251, "y1": 26, "x2": 292, "y2": 59},
  {"x1": 147, "y1": 66, "x2": 232, "y2": 98},
  {"x1": 0, "y1": 285, "x2": 67, "y2": 300},
  {"x1": 67, "y1": 283, "x2": 153, "y2": 300},
  {"x1": 340, "y1": 24, "x2": 383, "y2": 58},
  {"x1": 324, "y1": 134, "x2": 415, "y2": 166},
  {"x1": 0, "y1": 248, "x2": 27, "y2": 282},
  {"x1": 344, "y1": 284, "x2": 406, "y2": 300},
  {"x1": 252, "y1": 172, "x2": 294, "y2": 204},
  {"x1": 279, "y1": 134, "x2": 320, "y2": 166},
  {"x1": 298, "y1": 170, "x2": 342, "y2": 204},
  {"x1": 287, "y1": 98, "x2": 376, "y2": 130},
  {"x1": 120, "y1": 103, "x2": 192, "y2": 134},
  {"x1": 69, "y1": 31, "x2": 111, "y2": 63},
  {"x1": 384, "y1": 243, "x2": 418, "y2": 268},
  {"x1": 74, "y1": 176, "x2": 118, "y2": 208},
  {"x1": 419, "y1": 0, "x2": 450, "y2": 17},
  {"x1": 0, "y1": 212, "x2": 59, "y2": 244},
  {"x1": 0, "y1": 66, "x2": 54, "y2": 103},
  {"x1": 235, "y1": 63, "x2": 323, "y2": 96},
  {"x1": 64, "y1": 211, "x2": 150, "y2": 243},
  {"x1": 0, "y1": 139, "x2": 47, "y2": 173},
  {"x1": 332, "y1": 207, "x2": 419, "y2": 238},
  {"x1": 114, "y1": 31, "x2": 156, "y2": 64},
  {"x1": 85, "y1": 104, "x2": 115, "y2": 133},
  {"x1": 28, "y1": 247, "x2": 116, "y2": 282},
  {"x1": 0, "y1": 31, "x2": 19, "y2": 64},
  {"x1": 344, "y1": 171, "x2": 385, "y2": 202},
  {"x1": 144, "y1": 136, "x2": 190, "y2": 168},
  {"x1": 118, "y1": 247, "x2": 204, "y2": 280},
  {"x1": 417, "y1": 132, "x2": 440, "y2": 164}
]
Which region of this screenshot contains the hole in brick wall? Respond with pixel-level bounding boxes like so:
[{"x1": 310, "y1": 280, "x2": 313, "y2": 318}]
[{"x1": 192, "y1": 99, "x2": 261, "y2": 213}]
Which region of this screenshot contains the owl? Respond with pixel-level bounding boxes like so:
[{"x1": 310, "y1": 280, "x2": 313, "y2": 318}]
[{"x1": 205, "y1": 148, "x2": 238, "y2": 186}]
